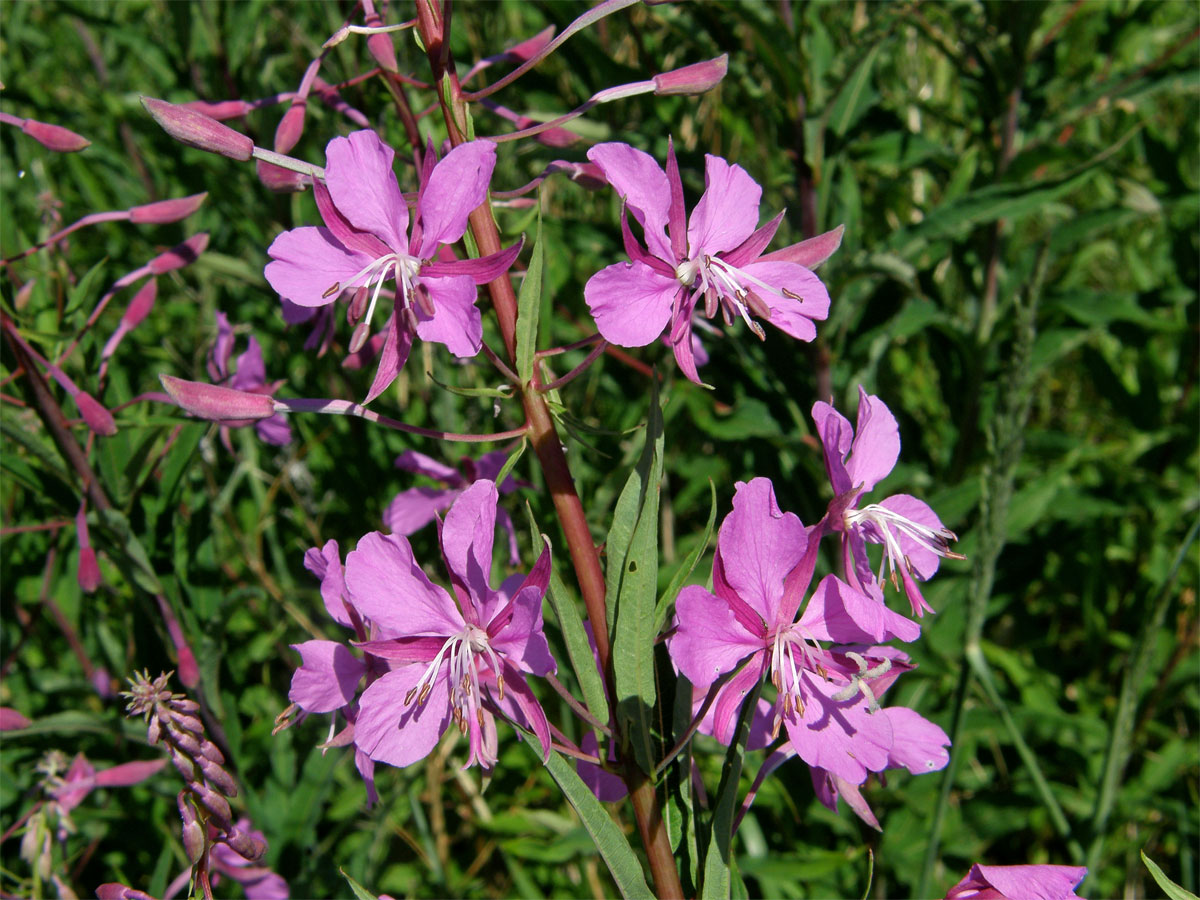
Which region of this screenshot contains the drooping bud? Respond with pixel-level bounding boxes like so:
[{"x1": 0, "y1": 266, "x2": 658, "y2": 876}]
[
  {"x1": 160, "y1": 374, "x2": 278, "y2": 423},
  {"x1": 190, "y1": 783, "x2": 232, "y2": 824},
  {"x1": 180, "y1": 99, "x2": 254, "y2": 120},
  {"x1": 21, "y1": 118, "x2": 91, "y2": 152},
  {"x1": 74, "y1": 391, "x2": 118, "y2": 436},
  {"x1": 148, "y1": 232, "x2": 209, "y2": 274},
  {"x1": 653, "y1": 54, "x2": 728, "y2": 96},
  {"x1": 120, "y1": 278, "x2": 158, "y2": 330},
  {"x1": 224, "y1": 827, "x2": 267, "y2": 862},
  {"x1": 128, "y1": 192, "x2": 208, "y2": 225},
  {"x1": 256, "y1": 159, "x2": 308, "y2": 193},
  {"x1": 75, "y1": 509, "x2": 101, "y2": 593},
  {"x1": 177, "y1": 792, "x2": 207, "y2": 864},
  {"x1": 141, "y1": 97, "x2": 254, "y2": 161},
  {"x1": 274, "y1": 103, "x2": 306, "y2": 154},
  {"x1": 363, "y1": 3, "x2": 399, "y2": 73}
]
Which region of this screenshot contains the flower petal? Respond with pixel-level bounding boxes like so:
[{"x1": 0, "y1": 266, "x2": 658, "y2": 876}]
[
  {"x1": 395, "y1": 450, "x2": 462, "y2": 484},
  {"x1": 230, "y1": 336, "x2": 266, "y2": 391},
  {"x1": 882, "y1": 706, "x2": 949, "y2": 775},
  {"x1": 800, "y1": 575, "x2": 920, "y2": 644},
  {"x1": 668, "y1": 585, "x2": 763, "y2": 687},
  {"x1": 782, "y1": 672, "x2": 893, "y2": 785},
  {"x1": 265, "y1": 227, "x2": 374, "y2": 308},
  {"x1": 363, "y1": 311, "x2": 413, "y2": 404},
  {"x1": 587, "y1": 142, "x2": 674, "y2": 261},
  {"x1": 847, "y1": 387, "x2": 899, "y2": 493},
  {"x1": 416, "y1": 140, "x2": 497, "y2": 258},
  {"x1": 812, "y1": 400, "x2": 855, "y2": 496},
  {"x1": 584, "y1": 261, "x2": 678, "y2": 347},
  {"x1": 324, "y1": 130, "x2": 409, "y2": 250},
  {"x1": 711, "y1": 478, "x2": 807, "y2": 625},
  {"x1": 492, "y1": 662, "x2": 551, "y2": 762},
  {"x1": 288, "y1": 640, "x2": 365, "y2": 713},
  {"x1": 303, "y1": 539, "x2": 354, "y2": 628},
  {"x1": 739, "y1": 260, "x2": 830, "y2": 341},
  {"x1": 415, "y1": 275, "x2": 482, "y2": 358},
  {"x1": 355, "y1": 667, "x2": 451, "y2": 768},
  {"x1": 345, "y1": 531, "x2": 463, "y2": 637},
  {"x1": 687, "y1": 155, "x2": 761, "y2": 256},
  {"x1": 441, "y1": 480, "x2": 499, "y2": 620},
  {"x1": 383, "y1": 486, "x2": 456, "y2": 536}
]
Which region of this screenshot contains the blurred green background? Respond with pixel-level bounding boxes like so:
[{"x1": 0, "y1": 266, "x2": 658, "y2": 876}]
[{"x1": 2, "y1": 2, "x2": 1196, "y2": 898}]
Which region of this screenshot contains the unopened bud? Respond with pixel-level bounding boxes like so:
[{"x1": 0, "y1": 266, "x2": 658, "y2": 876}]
[
  {"x1": 181, "y1": 99, "x2": 254, "y2": 120},
  {"x1": 146, "y1": 716, "x2": 161, "y2": 745},
  {"x1": 0, "y1": 708, "x2": 31, "y2": 731},
  {"x1": 256, "y1": 159, "x2": 308, "y2": 193},
  {"x1": 21, "y1": 119, "x2": 91, "y2": 152},
  {"x1": 148, "y1": 233, "x2": 209, "y2": 274},
  {"x1": 128, "y1": 193, "x2": 207, "y2": 225},
  {"x1": 160, "y1": 374, "x2": 277, "y2": 423},
  {"x1": 564, "y1": 161, "x2": 606, "y2": 191},
  {"x1": 78, "y1": 547, "x2": 101, "y2": 593},
  {"x1": 224, "y1": 828, "x2": 267, "y2": 862},
  {"x1": 178, "y1": 792, "x2": 207, "y2": 864},
  {"x1": 199, "y1": 757, "x2": 238, "y2": 798},
  {"x1": 141, "y1": 97, "x2": 254, "y2": 161},
  {"x1": 191, "y1": 784, "x2": 232, "y2": 824},
  {"x1": 653, "y1": 54, "x2": 728, "y2": 96},
  {"x1": 75, "y1": 391, "x2": 117, "y2": 436},
  {"x1": 502, "y1": 26, "x2": 555, "y2": 64},
  {"x1": 121, "y1": 278, "x2": 158, "y2": 328},
  {"x1": 274, "y1": 103, "x2": 306, "y2": 154},
  {"x1": 199, "y1": 739, "x2": 225, "y2": 766},
  {"x1": 96, "y1": 884, "x2": 156, "y2": 900}
]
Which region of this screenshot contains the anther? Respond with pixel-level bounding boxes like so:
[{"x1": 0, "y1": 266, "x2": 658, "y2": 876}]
[
  {"x1": 496, "y1": 673, "x2": 505, "y2": 701},
  {"x1": 349, "y1": 321, "x2": 371, "y2": 354},
  {"x1": 322, "y1": 282, "x2": 341, "y2": 299},
  {"x1": 781, "y1": 288, "x2": 803, "y2": 302}
]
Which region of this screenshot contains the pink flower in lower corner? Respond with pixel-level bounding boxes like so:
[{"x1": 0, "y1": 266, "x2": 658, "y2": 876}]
[
  {"x1": 945, "y1": 864, "x2": 1088, "y2": 900},
  {"x1": 349, "y1": 480, "x2": 556, "y2": 771},
  {"x1": 667, "y1": 478, "x2": 929, "y2": 786},
  {"x1": 383, "y1": 449, "x2": 525, "y2": 565},
  {"x1": 583, "y1": 140, "x2": 833, "y2": 382},
  {"x1": 814, "y1": 386, "x2": 963, "y2": 616},
  {"x1": 264, "y1": 130, "x2": 521, "y2": 402}
]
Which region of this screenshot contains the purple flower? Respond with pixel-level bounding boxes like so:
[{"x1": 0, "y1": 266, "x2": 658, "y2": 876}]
[
  {"x1": 348, "y1": 480, "x2": 556, "y2": 771},
  {"x1": 264, "y1": 130, "x2": 521, "y2": 402},
  {"x1": 383, "y1": 450, "x2": 523, "y2": 565},
  {"x1": 206, "y1": 312, "x2": 292, "y2": 447},
  {"x1": 945, "y1": 864, "x2": 1088, "y2": 900},
  {"x1": 813, "y1": 386, "x2": 963, "y2": 616},
  {"x1": 667, "y1": 478, "x2": 923, "y2": 785},
  {"x1": 583, "y1": 141, "x2": 831, "y2": 382}
]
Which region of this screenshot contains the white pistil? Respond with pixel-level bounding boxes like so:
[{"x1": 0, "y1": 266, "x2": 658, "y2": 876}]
[
  {"x1": 323, "y1": 253, "x2": 424, "y2": 344},
  {"x1": 830, "y1": 651, "x2": 892, "y2": 711}
]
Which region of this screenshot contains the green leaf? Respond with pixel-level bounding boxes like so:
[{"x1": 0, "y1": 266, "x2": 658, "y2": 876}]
[
  {"x1": 428, "y1": 370, "x2": 515, "y2": 399},
  {"x1": 525, "y1": 502, "x2": 609, "y2": 725},
  {"x1": 655, "y1": 479, "x2": 717, "y2": 633},
  {"x1": 542, "y1": 748, "x2": 653, "y2": 900},
  {"x1": 1141, "y1": 851, "x2": 1198, "y2": 900},
  {"x1": 339, "y1": 868, "x2": 380, "y2": 900},
  {"x1": 65, "y1": 257, "x2": 110, "y2": 318},
  {"x1": 700, "y1": 676, "x2": 764, "y2": 900},
  {"x1": 516, "y1": 204, "x2": 544, "y2": 388},
  {"x1": 494, "y1": 436, "x2": 527, "y2": 489},
  {"x1": 607, "y1": 379, "x2": 664, "y2": 773},
  {"x1": 827, "y1": 41, "x2": 883, "y2": 137}
]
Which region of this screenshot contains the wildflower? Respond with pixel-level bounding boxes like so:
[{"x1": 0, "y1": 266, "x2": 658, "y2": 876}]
[
  {"x1": 264, "y1": 130, "x2": 521, "y2": 402},
  {"x1": 667, "y1": 478, "x2": 921, "y2": 784},
  {"x1": 584, "y1": 141, "x2": 831, "y2": 382},
  {"x1": 349, "y1": 480, "x2": 555, "y2": 770},
  {"x1": 814, "y1": 387, "x2": 963, "y2": 616},
  {"x1": 945, "y1": 864, "x2": 1088, "y2": 900},
  {"x1": 206, "y1": 311, "x2": 292, "y2": 446},
  {"x1": 383, "y1": 449, "x2": 524, "y2": 565}
]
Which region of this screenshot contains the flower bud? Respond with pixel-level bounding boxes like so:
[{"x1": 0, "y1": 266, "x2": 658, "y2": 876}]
[
  {"x1": 198, "y1": 739, "x2": 225, "y2": 766},
  {"x1": 148, "y1": 232, "x2": 209, "y2": 274},
  {"x1": 178, "y1": 792, "x2": 207, "y2": 864},
  {"x1": 96, "y1": 884, "x2": 156, "y2": 900},
  {"x1": 141, "y1": 97, "x2": 254, "y2": 161},
  {"x1": 274, "y1": 103, "x2": 306, "y2": 154},
  {"x1": 161, "y1": 375, "x2": 278, "y2": 424},
  {"x1": 190, "y1": 783, "x2": 232, "y2": 824},
  {"x1": 256, "y1": 158, "x2": 308, "y2": 193},
  {"x1": 181, "y1": 99, "x2": 254, "y2": 120},
  {"x1": 199, "y1": 757, "x2": 238, "y2": 798},
  {"x1": 21, "y1": 119, "x2": 91, "y2": 152},
  {"x1": 0, "y1": 708, "x2": 31, "y2": 731},
  {"x1": 121, "y1": 279, "x2": 158, "y2": 329},
  {"x1": 78, "y1": 547, "x2": 101, "y2": 593},
  {"x1": 224, "y1": 827, "x2": 267, "y2": 862},
  {"x1": 653, "y1": 54, "x2": 728, "y2": 96},
  {"x1": 74, "y1": 391, "x2": 118, "y2": 436},
  {"x1": 128, "y1": 193, "x2": 207, "y2": 225}
]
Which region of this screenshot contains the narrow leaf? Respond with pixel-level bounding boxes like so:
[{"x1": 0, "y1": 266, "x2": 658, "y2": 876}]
[
  {"x1": 607, "y1": 379, "x2": 664, "y2": 773},
  {"x1": 827, "y1": 42, "x2": 883, "y2": 137},
  {"x1": 542, "y1": 748, "x2": 653, "y2": 900},
  {"x1": 516, "y1": 204, "x2": 544, "y2": 388},
  {"x1": 1141, "y1": 851, "x2": 1198, "y2": 900},
  {"x1": 339, "y1": 869, "x2": 379, "y2": 900}
]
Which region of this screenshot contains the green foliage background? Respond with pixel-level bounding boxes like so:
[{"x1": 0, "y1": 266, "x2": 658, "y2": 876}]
[{"x1": 1, "y1": 2, "x2": 1196, "y2": 898}]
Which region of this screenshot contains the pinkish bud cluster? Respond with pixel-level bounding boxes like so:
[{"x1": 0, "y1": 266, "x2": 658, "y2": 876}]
[{"x1": 122, "y1": 672, "x2": 266, "y2": 864}]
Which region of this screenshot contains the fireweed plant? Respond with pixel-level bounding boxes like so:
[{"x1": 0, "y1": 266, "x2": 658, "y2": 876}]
[{"x1": 6, "y1": 2, "x2": 1194, "y2": 898}]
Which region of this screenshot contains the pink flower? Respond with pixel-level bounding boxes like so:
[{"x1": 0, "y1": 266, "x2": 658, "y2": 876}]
[
  {"x1": 667, "y1": 478, "x2": 924, "y2": 785},
  {"x1": 348, "y1": 481, "x2": 556, "y2": 771},
  {"x1": 945, "y1": 863, "x2": 1088, "y2": 900},
  {"x1": 206, "y1": 312, "x2": 292, "y2": 447},
  {"x1": 583, "y1": 141, "x2": 831, "y2": 382},
  {"x1": 383, "y1": 449, "x2": 524, "y2": 565},
  {"x1": 814, "y1": 387, "x2": 962, "y2": 616},
  {"x1": 264, "y1": 130, "x2": 521, "y2": 402}
]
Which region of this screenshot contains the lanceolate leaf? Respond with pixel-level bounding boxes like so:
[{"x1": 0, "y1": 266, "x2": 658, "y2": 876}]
[
  {"x1": 606, "y1": 379, "x2": 664, "y2": 773},
  {"x1": 516, "y1": 204, "x2": 544, "y2": 389},
  {"x1": 542, "y1": 749, "x2": 653, "y2": 900}
]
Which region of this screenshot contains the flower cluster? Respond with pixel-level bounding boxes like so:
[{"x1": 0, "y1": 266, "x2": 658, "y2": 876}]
[{"x1": 286, "y1": 480, "x2": 556, "y2": 775}]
